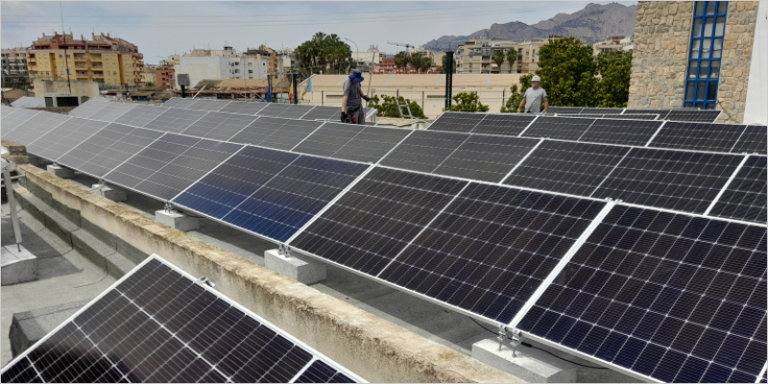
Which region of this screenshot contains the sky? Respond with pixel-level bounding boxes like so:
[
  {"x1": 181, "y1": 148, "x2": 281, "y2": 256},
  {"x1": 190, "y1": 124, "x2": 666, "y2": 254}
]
[{"x1": 2, "y1": 1, "x2": 636, "y2": 65}]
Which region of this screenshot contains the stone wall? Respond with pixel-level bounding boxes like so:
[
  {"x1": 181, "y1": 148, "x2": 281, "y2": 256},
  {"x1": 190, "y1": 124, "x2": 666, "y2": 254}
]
[{"x1": 628, "y1": 1, "x2": 759, "y2": 123}]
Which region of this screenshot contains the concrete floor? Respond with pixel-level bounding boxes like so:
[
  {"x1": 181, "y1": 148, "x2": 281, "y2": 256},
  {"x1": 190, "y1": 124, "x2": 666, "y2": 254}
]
[{"x1": 1, "y1": 199, "x2": 117, "y2": 366}]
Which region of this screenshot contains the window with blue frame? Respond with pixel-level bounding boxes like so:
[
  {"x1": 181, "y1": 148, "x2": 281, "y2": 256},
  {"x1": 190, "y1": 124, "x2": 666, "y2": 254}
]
[{"x1": 684, "y1": 1, "x2": 728, "y2": 109}]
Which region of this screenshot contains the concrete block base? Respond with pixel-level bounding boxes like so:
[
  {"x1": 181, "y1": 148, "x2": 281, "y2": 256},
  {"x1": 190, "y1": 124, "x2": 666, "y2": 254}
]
[
  {"x1": 1, "y1": 245, "x2": 38, "y2": 285},
  {"x1": 46, "y1": 164, "x2": 74, "y2": 179},
  {"x1": 92, "y1": 184, "x2": 127, "y2": 202},
  {"x1": 155, "y1": 210, "x2": 200, "y2": 232},
  {"x1": 472, "y1": 338, "x2": 577, "y2": 383},
  {"x1": 10, "y1": 299, "x2": 90, "y2": 357},
  {"x1": 265, "y1": 249, "x2": 326, "y2": 284}
]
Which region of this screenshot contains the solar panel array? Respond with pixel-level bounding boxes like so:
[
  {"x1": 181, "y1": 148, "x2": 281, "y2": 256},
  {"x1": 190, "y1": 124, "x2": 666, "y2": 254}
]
[
  {"x1": 10, "y1": 96, "x2": 45, "y2": 109},
  {"x1": 3, "y1": 101, "x2": 766, "y2": 383},
  {"x1": 547, "y1": 106, "x2": 720, "y2": 123},
  {"x1": 0, "y1": 255, "x2": 362, "y2": 383}
]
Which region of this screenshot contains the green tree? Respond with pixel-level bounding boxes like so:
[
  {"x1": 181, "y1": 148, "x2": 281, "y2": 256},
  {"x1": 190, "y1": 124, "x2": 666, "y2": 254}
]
[
  {"x1": 500, "y1": 74, "x2": 533, "y2": 113},
  {"x1": 409, "y1": 52, "x2": 423, "y2": 73},
  {"x1": 294, "y1": 32, "x2": 354, "y2": 75},
  {"x1": 441, "y1": 54, "x2": 457, "y2": 74},
  {"x1": 536, "y1": 37, "x2": 598, "y2": 107},
  {"x1": 506, "y1": 49, "x2": 517, "y2": 73},
  {"x1": 446, "y1": 92, "x2": 489, "y2": 113},
  {"x1": 394, "y1": 52, "x2": 410, "y2": 73},
  {"x1": 368, "y1": 95, "x2": 427, "y2": 119},
  {"x1": 492, "y1": 50, "x2": 505, "y2": 73},
  {"x1": 419, "y1": 57, "x2": 432, "y2": 73},
  {"x1": 596, "y1": 50, "x2": 632, "y2": 107}
]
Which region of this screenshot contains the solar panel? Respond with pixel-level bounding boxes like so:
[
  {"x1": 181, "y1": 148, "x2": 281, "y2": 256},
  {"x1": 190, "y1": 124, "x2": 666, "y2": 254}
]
[
  {"x1": 427, "y1": 112, "x2": 483, "y2": 132},
  {"x1": 0, "y1": 255, "x2": 362, "y2": 383},
  {"x1": 2, "y1": 105, "x2": 18, "y2": 116},
  {"x1": 3, "y1": 112, "x2": 70, "y2": 145},
  {"x1": 105, "y1": 134, "x2": 243, "y2": 201},
  {"x1": 665, "y1": 109, "x2": 721, "y2": 122},
  {"x1": 579, "y1": 118, "x2": 663, "y2": 146},
  {"x1": 709, "y1": 155, "x2": 767, "y2": 224},
  {"x1": 57, "y1": 125, "x2": 164, "y2": 178},
  {"x1": 547, "y1": 107, "x2": 583, "y2": 114},
  {"x1": 503, "y1": 141, "x2": 631, "y2": 196},
  {"x1": 517, "y1": 206, "x2": 767, "y2": 383},
  {"x1": 181, "y1": 112, "x2": 259, "y2": 141},
  {"x1": 649, "y1": 121, "x2": 746, "y2": 153},
  {"x1": 188, "y1": 99, "x2": 231, "y2": 112},
  {"x1": 328, "y1": 126, "x2": 411, "y2": 163},
  {"x1": 379, "y1": 130, "x2": 469, "y2": 173},
  {"x1": 114, "y1": 105, "x2": 170, "y2": 128},
  {"x1": 162, "y1": 97, "x2": 197, "y2": 109},
  {"x1": 10, "y1": 96, "x2": 44, "y2": 108},
  {"x1": 624, "y1": 109, "x2": 676, "y2": 120},
  {"x1": 295, "y1": 360, "x2": 357, "y2": 383},
  {"x1": 432, "y1": 135, "x2": 540, "y2": 182},
  {"x1": 522, "y1": 116, "x2": 595, "y2": 141},
  {"x1": 144, "y1": 108, "x2": 208, "y2": 133},
  {"x1": 89, "y1": 102, "x2": 137, "y2": 122},
  {"x1": 592, "y1": 148, "x2": 744, "y2": 214},
  {"x1": 580, "y1": 108, "x2": 623, "y2": 114},
  {"x1": 378, "y1": 183, "x2": 607, "y2": 323},
  {"x1": 257, "y1": 119, "x2": 323, "y2": 151},
  {"x1": 220, "y1": 154, "x2": 368, "y2": 242},
  {"x1": 26, "y1": 118, "x2": 109, "y2": 161},
  {"x1": 277, "y1": 105, "x2": 315, "y2": 119},
  {"x1": 1, "y1": 108, "x2": 41, "y2": 135},
  {"x1": 258, "y1": 103, "x2": 290, "y2": 117},
  {"x1": 290, "y1": 167, "x2": 467, "y2": 275},
  {"x1": 220, "y1": 100, "x2": 269, "y2": 116},
  {"x1": 301, "y1": 106, "x2": 338, "y2": 121},
  {"x1": 472, "y1": 114, "x2": 537, "y2": 136},
  {"x1": 731, "y1": 125, "x2": 767, "y2": 155},
  {"x1": 68, "y1": 98, "x2": 109, "y2": 118},
  {"x1": 292, "y1": 123, "x2": 366, "y2": 158},
  {"x1": 616, "y1": 114, "x2": 660, "y2": 120}
]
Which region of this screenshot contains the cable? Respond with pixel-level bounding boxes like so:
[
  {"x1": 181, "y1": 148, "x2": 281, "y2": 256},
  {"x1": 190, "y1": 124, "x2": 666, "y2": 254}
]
[{"x1": 467, "y1": 317, "x2": 608, "y2": 370}]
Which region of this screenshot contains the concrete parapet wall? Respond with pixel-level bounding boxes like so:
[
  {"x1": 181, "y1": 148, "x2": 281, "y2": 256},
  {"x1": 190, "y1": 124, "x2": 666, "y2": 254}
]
[{"x1": 15, "y1": 163, "x2": 522, "y2": 383}]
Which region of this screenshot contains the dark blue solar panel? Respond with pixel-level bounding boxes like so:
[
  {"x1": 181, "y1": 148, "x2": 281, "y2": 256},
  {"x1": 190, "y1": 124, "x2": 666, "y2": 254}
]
[
  {"x1": 518, "y1": 205, "x2": 767, "y2": 383},
  {"x1": 295, "y1": 360, "x2": 356, "y2": 383}
]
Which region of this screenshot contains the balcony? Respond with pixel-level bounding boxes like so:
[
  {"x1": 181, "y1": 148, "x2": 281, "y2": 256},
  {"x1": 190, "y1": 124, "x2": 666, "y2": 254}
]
[{"x1": 74, "y1": 56, "x2": 87, "y2": 61}]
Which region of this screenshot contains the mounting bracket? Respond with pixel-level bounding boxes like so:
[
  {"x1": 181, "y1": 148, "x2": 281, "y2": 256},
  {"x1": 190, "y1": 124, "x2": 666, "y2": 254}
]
[{"x1": 198, "y1": 276, "x2": 217, "y2": 291}]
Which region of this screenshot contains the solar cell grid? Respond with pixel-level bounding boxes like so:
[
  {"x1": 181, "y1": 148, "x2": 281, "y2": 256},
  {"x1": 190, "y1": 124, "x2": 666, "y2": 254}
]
[
  {"x1": 378, "y1": 183, "x2": 607, "y2": 323},
  {"x1": 0, "y1": 108, "x2": 40, "y2": 135},
  {"x1": 26, "y1": 118, "x2": 109, "y2": 161},
  {"x1": 295, "y1": 361, "x2": 356, "y2": 383},
  {"x1": 522, "y1": 116, "x2": 595, "y2": 141},
  {"x1": 709, "y1": 155, "x2": 767, "y2": 224},
  {"x1": 230, "y1": 117, "x2": 322, "y2": 151},
  {"x1": 2, "y1": 105, "x2": 18, "y2": 115},
  {"x1": 379, "y1": 130, "x2": 469, "y2": 173},
  {"x1": 221, "y1": 155, "x2": 368, "y2": 242},
  {"x1": 114, "y1": 105, "x2": 169, "y2": 128},
  {"x1": 162, "y1": 97, "x2": 197, "y2": 109},
  {"x1": 292, "y1": 123, "x2": 365, "y2": 158},
  {"x1": 144, "y1": 108, "x2": 207, "y2": 133},
  {"x1": 181, "y1": 112, "x2": 258, "y2": 141},
  {"x1": 580, "y1": 108, "x2": 623, "y2": 114},
  {"x1": 1, "y1": 256, "x2": 361, "y2": 383},
  {"x1": 3, "y1": 111, "x2": 70, "y2": 146},
  {"x1": 432, "y1": 135, "x2": 539, "y2": 183},
  {"x1": 518, "y1": 205, "x2": 767, "y2": 383},
  {"x1": 105, "y1": 134, "x2": 243, "y2": 201},
  {"x1": 471, "y1": 114, "x2": 537, "y2": 136},
  {"x1": 665, "y1": 109, "x2": 721, "y2": 123},
  {"x1": 731, "y1": 125, "x2": 767, "y2": 155},
  {"x1": 593, "y1": 148, "x2": 745, "y2": 214},
  {"x1": 578, "y1": 118, "x2": 662, "y2": 146},
  {"x1": 649, "y1": 121, "x2": 746, "y2": 153},
  {"x1": 89, "y1": 102, "x2": 137, "y2": 122},
  {"x1": 68, "y1": 99, "x2": 109, "y2": 118},
  {"x1": 329, "y1": 126, "x2": 411, "y2": 163},
  {"x1": 258, "y1": 103, "x2": 290, "y2": 117},
  {"x1": 188, "y1": 99, "x2": 231, "y2": 112},
  {"x1": 301, "y1": 106, "x2": 338, "y2": 121},
  {"x1": 219, "y1": 100, "x2": 269, "y2": 115},
  {"x1": 427, "y1": 112, "x2": 483, "y2": 132},
  {"x1": 57, "y1": 124, "x2": 165, "y2": 179},
  {"x1": 547, "y1": 107, "x2": 584, "y2": 114},
  {"x1": 290, "y1": 167, "x2": 467, "y2": 275},
  {"x1": 503, "y1": 141, "x2": 630, "y2": 196},
  {"x1": 277, "y1": 105, "x2": 315, "y2": 119}
]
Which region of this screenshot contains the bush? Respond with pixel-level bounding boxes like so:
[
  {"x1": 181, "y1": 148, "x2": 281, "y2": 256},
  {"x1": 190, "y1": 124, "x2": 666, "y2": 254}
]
[{"x1": 368, "y1": 95, "x2": 427, "y2": 119}]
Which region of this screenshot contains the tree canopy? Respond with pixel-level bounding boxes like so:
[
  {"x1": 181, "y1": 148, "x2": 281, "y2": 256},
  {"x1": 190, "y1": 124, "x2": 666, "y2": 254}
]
[
  {"x1": 368, "y1": 95, "x2": 427, "y2": 119},
  {"x1": 294, "y1": 32, "x2": 354, "y2": 75},
  {"x1": 446, "y1": 92, "x2": 489, "y2": 113},
  {"x1": 492, "y1": 50, "x2": 505, "y2": 72}
]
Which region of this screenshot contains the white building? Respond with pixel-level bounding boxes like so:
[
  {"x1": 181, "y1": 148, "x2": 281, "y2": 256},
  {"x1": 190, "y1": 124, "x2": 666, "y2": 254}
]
[{"x1": 173, "y1": 46, "x2": 269, "y2": 89}]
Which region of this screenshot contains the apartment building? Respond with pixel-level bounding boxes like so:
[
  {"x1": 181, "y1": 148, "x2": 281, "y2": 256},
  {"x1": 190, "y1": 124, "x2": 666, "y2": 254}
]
[
  {"x1": 1, "y1": 47, "x2": 29, "y2": 87},
  {"x1": 173, "y1": 46, "x2": 270, "y2": 89},
  {"x1": 27, "y1": 32, "x2": 144, "y2": 87},
  {"x1": 592, "y1": 35, "x2": 634, "y2": 56},
  {"x1": 455, "y1": 37, "x2": 563, "y2": 74}
]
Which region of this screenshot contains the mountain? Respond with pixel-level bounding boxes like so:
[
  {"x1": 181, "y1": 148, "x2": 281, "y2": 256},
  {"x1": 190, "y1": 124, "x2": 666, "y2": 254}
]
[{"x1": 423, "y1": 3, "x2": 637, "y2": 51}]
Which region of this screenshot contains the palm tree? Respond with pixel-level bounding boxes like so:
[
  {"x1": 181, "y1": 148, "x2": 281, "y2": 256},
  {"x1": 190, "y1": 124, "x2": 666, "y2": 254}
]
[
  {"x1": 420, "y1": 58, "x2": 432, "y2": 73},
  {"x1": 394, "y1": 52, "x2": 409, "y2": 73},
  {"x1": 506, "y1": 49, "x2": 517, "y2": 73},
  {"x1": 492, "y1": 50, "x2": 505, "y2": 73},
  {"x1": 409, "y1": 53, "x2": 423, "y2": 74}
]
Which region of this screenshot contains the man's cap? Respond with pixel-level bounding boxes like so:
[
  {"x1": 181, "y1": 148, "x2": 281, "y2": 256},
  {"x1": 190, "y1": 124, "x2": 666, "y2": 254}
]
[
  {"x1": 532, "y1": 75, "x2": 541, "y2": 82},
  {"x1": 349, "y1": 70, "x2": 364, "y2": 83}
]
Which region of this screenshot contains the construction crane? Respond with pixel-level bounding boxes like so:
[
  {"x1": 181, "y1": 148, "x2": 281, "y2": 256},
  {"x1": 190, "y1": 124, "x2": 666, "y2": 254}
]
[{"x1": 387, "y1": 41, "x2": 416, "y2": 54}]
